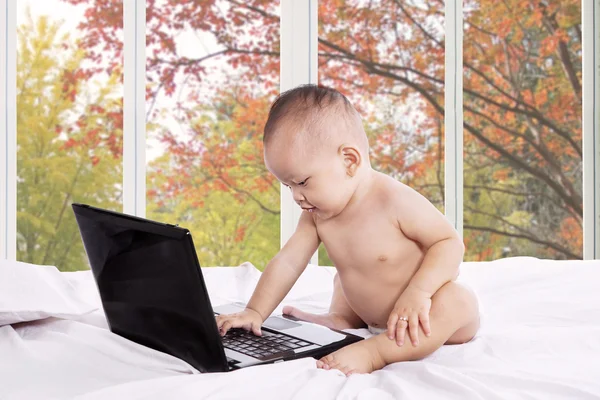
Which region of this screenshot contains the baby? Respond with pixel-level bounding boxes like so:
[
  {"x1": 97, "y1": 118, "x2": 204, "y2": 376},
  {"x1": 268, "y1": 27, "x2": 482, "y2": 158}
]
[{"x1": 216, "y1": 85, "x2": 480, "y2": 375}]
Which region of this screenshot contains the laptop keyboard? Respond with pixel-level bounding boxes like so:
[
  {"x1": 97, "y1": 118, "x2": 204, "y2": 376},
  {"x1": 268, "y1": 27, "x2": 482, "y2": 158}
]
[{"x1": 222, "y1": 328, "x2": 312, "y2": 359}]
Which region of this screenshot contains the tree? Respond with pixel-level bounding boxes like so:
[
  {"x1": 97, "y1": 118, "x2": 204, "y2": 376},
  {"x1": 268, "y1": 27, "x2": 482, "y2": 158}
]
[
  {"x1": 17, "y1": 11, "x2": 123, "y2": 270},
  {"x1": 146, "y1": 88, "x2": 280, "y2": 268},
  {"x1": 64, "y1": 0, "x2": 582, "y2": 262}
]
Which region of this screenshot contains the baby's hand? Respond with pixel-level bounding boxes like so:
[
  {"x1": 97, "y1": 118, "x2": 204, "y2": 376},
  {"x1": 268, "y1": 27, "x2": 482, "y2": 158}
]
[
  {"x1": 386, "y1": 286, "x2": 432, "y2": 347},
  {"x1": 215, "y1": 308, "x2": 263, "y2": 337}
]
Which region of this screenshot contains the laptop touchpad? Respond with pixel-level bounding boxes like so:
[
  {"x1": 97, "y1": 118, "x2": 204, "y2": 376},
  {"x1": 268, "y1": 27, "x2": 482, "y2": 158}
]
[{"x1": 263, "y1": 316, "x2": 301, "y2": 330}]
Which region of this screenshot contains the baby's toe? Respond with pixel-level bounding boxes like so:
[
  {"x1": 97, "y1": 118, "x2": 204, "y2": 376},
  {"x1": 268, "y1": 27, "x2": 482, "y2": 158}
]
[
  {"x1": 320, "y1": 354, "x2": 338, "y2": 369},
  {"x1": 327, "y1": 354, "x2": 344, "y2": 369},
  {"x1": 320, "y1": 354, "x2": 333, "y2": 364},
  {"x1": 317, "y1": 358, "x2": 328, "y2": 369}
]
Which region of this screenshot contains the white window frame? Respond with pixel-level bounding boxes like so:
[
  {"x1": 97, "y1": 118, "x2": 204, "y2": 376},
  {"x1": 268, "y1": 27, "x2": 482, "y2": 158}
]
[
  {"x1": 123, "y1": 0, "x2": 146, "y2": 218},
  {"x1": 0, "y1": 0, "x2": 16, "y2": 260},
  {"x1": 583, "y1": 0, "x2": 600, "y2": 259},
  {"x1": 1, "y1": 0, "x2": 598, "y2": 262},
  {"x1": 280, "y1": 0, "x2": 319, "y2": 265},
  {"x1": 445, "y1": 0, "x2": 463, "y2": 237}
]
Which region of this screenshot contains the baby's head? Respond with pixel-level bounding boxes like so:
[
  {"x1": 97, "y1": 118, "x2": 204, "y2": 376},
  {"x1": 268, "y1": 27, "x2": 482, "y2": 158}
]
[{"x1": 263, "y1": 84, "x2": 371, "y2": 219}]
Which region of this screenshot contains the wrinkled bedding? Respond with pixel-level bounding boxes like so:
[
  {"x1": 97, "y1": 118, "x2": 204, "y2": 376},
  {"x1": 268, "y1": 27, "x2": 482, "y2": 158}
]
[{"x1": 1, "y1": 257, "x2": 599, "y2": 400}]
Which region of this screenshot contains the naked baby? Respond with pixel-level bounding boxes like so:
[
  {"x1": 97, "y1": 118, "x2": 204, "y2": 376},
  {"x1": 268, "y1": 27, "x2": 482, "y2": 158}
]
[{"x1": 216, "y1": 85, "x2": 480, "y2": 375}]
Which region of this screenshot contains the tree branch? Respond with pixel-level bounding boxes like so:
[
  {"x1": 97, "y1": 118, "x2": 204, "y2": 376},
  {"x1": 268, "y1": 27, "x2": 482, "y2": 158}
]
[
  {"x1": 540, "y1": 5, "x2": 582, "y2": 102},
  {"x1": 225, "y1": 0, "x2": 279, "y2": 21},
  {"x1": 464, "y1": 224, "x2": 579, "y2": 259}
]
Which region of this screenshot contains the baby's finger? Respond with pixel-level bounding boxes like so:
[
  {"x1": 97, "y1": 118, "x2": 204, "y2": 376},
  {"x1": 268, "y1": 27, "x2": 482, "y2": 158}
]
[
  {"x1": 251, "y1": 321, "x2": 262, "y2": 336},
  {"x1": 420, "y1": 312, "x2": 431, "y2": 337},
  {"x1": 409, "y1": 315, "x2": 419, "y2": 346},
  {"x1": 396, "y1": 319, "x2": 407, "y2": 346},
  {"x1": 220, "y1": 320, "x2": 233, "y2": 336},
  {"x1": 387, "y1": 314, "x2": 398, "y2": 340}
]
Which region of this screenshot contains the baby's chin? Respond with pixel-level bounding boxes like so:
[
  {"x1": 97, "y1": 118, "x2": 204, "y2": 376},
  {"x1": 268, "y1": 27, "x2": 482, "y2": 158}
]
[
  {"x1": 304, "y1": 206, "x2": 316, "y2": 213},
  {"x1": 304, "y1": 207, "x2": 321, "y2": 216},
  {"x1": 309, "y1": 207, "x2": 338, "y2": 220}
]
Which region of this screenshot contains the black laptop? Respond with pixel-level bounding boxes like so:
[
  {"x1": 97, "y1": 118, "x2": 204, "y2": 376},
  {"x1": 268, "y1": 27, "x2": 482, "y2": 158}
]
[{"x1": 71, "y1": 203, "x2": 362, "y2": 372}]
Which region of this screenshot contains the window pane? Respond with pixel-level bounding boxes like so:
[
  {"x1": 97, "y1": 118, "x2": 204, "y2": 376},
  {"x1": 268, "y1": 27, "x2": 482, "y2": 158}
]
[
  {"x1": 463, "y1": 1, "x2": 582, "y2": 260},
  {"x1": 145, "y1": 0, "x2": 281, "y2": 269},
  {"x1": 16, "y1": 0, "x2": 123, "y2": 271},
  {"x1": 318, "y1": 0, "x2": 445, "y2": 265}
]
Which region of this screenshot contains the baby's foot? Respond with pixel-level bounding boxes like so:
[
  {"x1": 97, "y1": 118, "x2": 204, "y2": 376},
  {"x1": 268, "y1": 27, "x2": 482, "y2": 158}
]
[
  {"x1": 282, "y1": 306, "x2": 356, "y2": 330},
  {"x1": 316, "y1": 339, "x2": 386, "y2": 376}
]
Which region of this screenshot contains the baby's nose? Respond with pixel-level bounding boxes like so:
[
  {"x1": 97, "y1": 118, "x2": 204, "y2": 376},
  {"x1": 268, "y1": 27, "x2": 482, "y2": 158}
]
[{"x1": 291, "y1": 188, "x2": 305, "y2": 202}]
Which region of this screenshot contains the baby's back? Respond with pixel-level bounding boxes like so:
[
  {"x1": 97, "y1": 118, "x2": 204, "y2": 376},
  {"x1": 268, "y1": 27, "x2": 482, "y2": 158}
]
[{"x1": 315, "y1": 173, "x2": 426, "y2": 329}]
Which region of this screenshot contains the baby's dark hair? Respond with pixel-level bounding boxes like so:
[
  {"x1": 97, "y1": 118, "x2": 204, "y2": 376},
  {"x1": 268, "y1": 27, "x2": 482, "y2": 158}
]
[{"x1": 263, "y1": 84, "x2": 358, "y2": 147}]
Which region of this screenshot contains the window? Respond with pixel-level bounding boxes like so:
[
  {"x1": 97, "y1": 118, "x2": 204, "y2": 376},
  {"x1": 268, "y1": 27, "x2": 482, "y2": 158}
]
[{"x1": 2, "y1": 0, "x2": 597, "y2": 267}]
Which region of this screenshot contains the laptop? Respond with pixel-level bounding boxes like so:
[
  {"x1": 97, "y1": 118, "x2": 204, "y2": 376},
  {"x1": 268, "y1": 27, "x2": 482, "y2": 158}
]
[{"x1": 71, "y1": 203, "x2": 363, "y2": 372}]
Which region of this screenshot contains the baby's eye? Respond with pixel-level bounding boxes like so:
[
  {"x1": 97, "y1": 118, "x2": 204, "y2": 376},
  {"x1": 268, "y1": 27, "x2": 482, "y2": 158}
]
[{"x1": 298, "y1": 179, "x2": 308, "y2": 186}]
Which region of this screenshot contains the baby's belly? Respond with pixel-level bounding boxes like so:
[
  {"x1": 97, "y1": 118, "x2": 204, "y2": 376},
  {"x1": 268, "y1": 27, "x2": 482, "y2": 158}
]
[{"x1": 336, "y1": 252, "x2": 423, "y2": 328}]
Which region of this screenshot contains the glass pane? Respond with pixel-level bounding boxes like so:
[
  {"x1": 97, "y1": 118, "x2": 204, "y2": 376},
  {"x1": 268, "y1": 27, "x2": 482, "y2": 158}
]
[
  {"x1": 145, "y1": 0, "x2": 281, "y2": 269},
  {"x1": 318, "y1": 0, "x2": 445, "y2": 265},
  {"x1": 463, "y1": 1, "x2": 582, "y2": 260},
  {"x1": 16, "y1": 0, "x2": 123, "y2": 271}
]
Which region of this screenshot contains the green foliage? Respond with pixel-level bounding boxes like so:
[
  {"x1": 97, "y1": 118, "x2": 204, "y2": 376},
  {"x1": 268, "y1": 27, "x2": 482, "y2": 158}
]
[
  {"x1": 318, "y1": 243, "x2": 334, "y2": 266},
  {"x1": 146, "y1": 154, "x2": 280, "y2": 271}
]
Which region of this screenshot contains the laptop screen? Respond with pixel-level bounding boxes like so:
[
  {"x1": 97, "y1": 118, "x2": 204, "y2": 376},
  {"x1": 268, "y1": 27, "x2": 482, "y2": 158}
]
[{"x1": 72, "y1": 204, "x2": 228, "y2": 373}]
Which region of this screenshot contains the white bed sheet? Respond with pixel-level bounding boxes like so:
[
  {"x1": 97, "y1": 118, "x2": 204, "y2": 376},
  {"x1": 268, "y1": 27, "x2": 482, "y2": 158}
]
[{"x1": 1, "y1": 257, "x2": 600, "y2": 400}]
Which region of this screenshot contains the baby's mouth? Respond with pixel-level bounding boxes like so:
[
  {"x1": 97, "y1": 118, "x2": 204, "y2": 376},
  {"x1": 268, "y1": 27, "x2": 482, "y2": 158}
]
[{"x1": 303, "y1": 207, "x2": 316, "y2": 213}]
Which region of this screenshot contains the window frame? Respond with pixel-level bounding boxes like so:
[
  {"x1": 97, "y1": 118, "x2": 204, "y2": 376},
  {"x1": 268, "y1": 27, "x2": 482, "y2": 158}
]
[
  {"x1": 280, "y1": 0, "x2": 319, "y2": 265},
  {"x1": 445, "y1": 0, "x2": 464, "y2": 237},
  {"x1": 0, "y1": 0, "x2": 16, "y2": 261},
  {"x1": 123, "y1": 0, "x2": 146, "y2": 218},
  {"x1": 583, "y1": 0, "x2": 600, "y2": 259}
]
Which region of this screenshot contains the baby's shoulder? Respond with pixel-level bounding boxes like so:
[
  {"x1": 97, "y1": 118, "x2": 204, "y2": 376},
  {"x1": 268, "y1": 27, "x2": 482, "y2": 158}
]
[
  {"x1": 374, "y1": 173, "x2": 414, "y2": 204},
  {"x1": 373, "y1": 174, "x2": 431, "y2": 218}
]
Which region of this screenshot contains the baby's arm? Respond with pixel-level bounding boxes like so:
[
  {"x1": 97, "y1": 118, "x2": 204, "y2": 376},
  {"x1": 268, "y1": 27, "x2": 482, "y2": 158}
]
[
  {"x1": 396, "y1": 186, "x2": 464, "y2": 296},
  {"x1": 387, "y1": 185, "x2": 465, "y2": 345},
  {"x1": 247, "y1": 211, "x2": 321, "y2": 319},
  {"x1": 216, "y1": 210, "x2": 321, "y2": 335}
]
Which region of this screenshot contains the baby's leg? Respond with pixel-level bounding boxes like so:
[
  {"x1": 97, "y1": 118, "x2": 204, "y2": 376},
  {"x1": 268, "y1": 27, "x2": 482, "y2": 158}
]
[
  {"x1": 318, "y1": 281, "x2": 480, "y2": 375},
  {"x1": 283, "y1": 273, "x2": 366, "y2": 330}
]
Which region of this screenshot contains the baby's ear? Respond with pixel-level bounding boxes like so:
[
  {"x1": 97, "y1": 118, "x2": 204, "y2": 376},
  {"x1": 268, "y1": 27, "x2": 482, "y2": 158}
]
[{"x1": 338, "y1": 144, "x2": 361, "y2": 177}]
